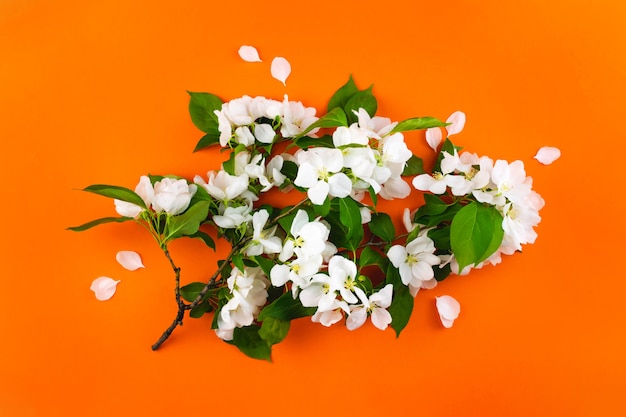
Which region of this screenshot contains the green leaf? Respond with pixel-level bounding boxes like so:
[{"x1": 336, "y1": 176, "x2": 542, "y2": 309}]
[
  {"x1": 313, "y1": 196, "x2": 331, "y2": 217},
  {"x1": 83, "y1": 184, "x2": 147, "y2": 208},
  {"x1": 180, "y1": 282, "x2": 207, "y2": 302},
  {"x1": 344, "y1": 89, "x2": 377, "y2": 124},
  {"x1": 280, "y1": 160, "x2": 299, "y2": 182},
  {"x1": 450, "y1": 202, "x2": 504, "y2": 272},
  {"x1": 253, "y1": 256, "x2": 275, "y2": 277},
  {"x1": 227, "y1": 325, "x2": 272, "y2": 361},
  {"x1": 193, "y1": 132, "x2": 221, "y2": 152},
  {"x1": 428, "y1": 226, "x2": 452, "y2": 251},
  {"x1": 338, "y1": 197, "x2": 363, "y2": 250},
  {"x1": 189, "y1": 301, "x2": 212, "y2": 318},
  {"x1": 186, "y1": 230, "x2": 216, "y2": 250},
  {"x1": 299, "y1": 107, "x2": 348, "y2": 136},
  {"x1": 385, "y1": 264, "x2": 414, "y2": 337},
  {"x1": 414, "y1": 202, "x2": 463, "y2": 228},
  {"x1": 188, "y1": 92, "x2": 223, "y2": 132},
  {"x1": 358, "y1": 246, "x2": 387, "y2": 272},
  {"x1": 67, "y1": 216, "x2": 134, "y2": 232},
  {"x1": 368, "y1": 213, "x2": 396, "y2": 243},
  {"x1": 294, "y1": 134, "x2": 334, "y2": 149},
  {"x1": 259, "y1": 317, "x2": 290, "y2": 346},
  {"x1": 390, "y1": 117, "x2": 447, "y2": 134},
  {"x1": 257, "y1": 292, "x2": 316, "y2": 322},
  {"x1": 327, "y1": 74, "x2": 360, "y2": 112},
  {"x1": 402, "y1": 155, "x2": 425, "y2": 176},
  {"x1": 166, "y1": 200, "x2": 210, "y2": 239},
  {"x1": 232, "y1": 253, "x2": 245, "y2": 273}
]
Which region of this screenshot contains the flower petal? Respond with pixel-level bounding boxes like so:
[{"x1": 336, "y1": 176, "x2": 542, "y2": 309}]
[
  {"x1": 425, "y1": 127, "x2": 443, "y2": 151},
  {"x1": 271, "y1": 57, "x2": 291, "y2": 86},
  {"x1": 90, "y1": 277, "x2": 120, "y2": 301},
  {"x1": 445, "y1": 111, "x2": 466, "y2": 136},
  {"x1": 115, "y1": 250, "x2": 144, "y2": 271},
  {"x1": 238, "y1": 45, "x2": 262, "y2": 62},
  {"x1": 534, "y1": 146, "x2": 561, "y2": 165},
  {"x1": 436, "y1": 295, "x2": 461, "y2": 328}
]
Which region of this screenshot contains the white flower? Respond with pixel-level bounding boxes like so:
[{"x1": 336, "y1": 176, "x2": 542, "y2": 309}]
[
  {"x1": 213, "y1": 203, "x2": 252, "y2": 229},
  {"x1": 263, "y1": 155, "x2": 286, "y2": 191},
  {"x1": 195, "y1": 170, "x2": 249, "y2": 202},
  {"x1": 270, "y1": 254, "x2": 323, "y2": 290},
  {"x1": 279, "y1": 210, "x2": 330, "y2": 260},
  {"x1": 152, "y1": 178, "x2": 197, "y2": 215},
  {"x1": 327, "y1": 256, "x2": 359, "y2": 304},
  {"x1": 294, "y1": 148, "x2": 351, "y2": 205},
  {"x1": 412, "y1": 171, "x2": 464, "y2": 195},
  {"x1": 244, "y1": 210, "x2": 282, "y2": 256},
  {"x1": 311, "y1": 299, "x2": 350, "y2": 327},
  {"x1": 253, "y1": 123, "x2": 276, "y2": 144},
  {"x1": 387, "y1": 236, "x2": 441, "y2": 289},
  {"x1": 114, "y1": 175, "x2": 154, "y2": 218},
  {"x1": 491, "y1": 160, "x2": 532, "y2": 206},
  {"x1": 346, "y1": 284, "x2": 393, "y2": 331},
  {"x1": 280, "y1": 95, "x2": 318, "y2": 138},
  {"x1": 299, "y1": 272, "x2": 337, "y2": 312}
]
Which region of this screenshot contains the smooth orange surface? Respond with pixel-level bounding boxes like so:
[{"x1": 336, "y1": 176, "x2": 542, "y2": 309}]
[{"x1": 1, "y1": 1, "x2": 625, "y2": 416}]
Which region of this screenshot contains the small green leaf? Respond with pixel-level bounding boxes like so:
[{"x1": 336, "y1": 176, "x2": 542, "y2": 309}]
[
  {"x1": 253, "y1": 255, "x2": 275, "y2": 277},
  {"x1": 344, "y1": 89, "x2": 377, "y2": 124},
  {"x1": 186, "y1": 230, "x2": 216, "y2": 250},
  {"x1": 232, "y1": 253, "x2": 245, "y2": 273},
  {"x1": 67, "y1": 216, "x2": 134, "y2": 232},
  {"x1": 402, "y1": 155, "x2": 425, "y2": 176},
  {"x1": 450, "y1": 202, "x2": 504, "y2": 272},
  {"x1": 259, "y1": 317, "x2": 290, "y2": 346},
  {"x1": 280, "y1": 160, "x2": 299, "y2": 182},
  {"x1": 193, "y1": 132, "x2": 221, "y2": 152},
  {"x1": 188, "y1": 92, "x2": 223, "y2": 132},
  {"x1": 180, "y1": 282, "x2": 207, "y2": 302},
  {"x1": 428, "y1": 226, "x2": 452, "y2": 251},
  {"x1": 83, "y1": 184, "x2": 147, "y2": 208},
  {"x1": 166, "y1": 200, "x2": 210, "y2": 239},
  {"x1": 313, "y1": 196, "x2": 331, "y2": 217},
  {"x1": 358, "y1": 246, "x2": 387, "y2": 272},
  {"x1": 227, "y1": 325, "x2": 272, "y2": 361},
  {"x1": 299, "y1": 107, "x2": 348, "y2": 136},
  {"x1": 385, "y1": 264, "x2": 414, "y2": 337},
  {"x1": 257, "y1": 292, "x2": 316, "y2": 322},
  {"x1": 390, "y1": 117, "x2": 447, "y2": 134},
  {"x1": 294, "y1": 135, "x2": 334, "y2": 149},
  {"x1": 189, "y1": 301, "x2": 212, "y2": 318},
  {"x1": 327, "y1": 74, "x2": 360, "y2": 112},
  {"x1": 369, "y1": 213, "x2": 396, "y2": 243},
  {"x1": 338, "y1": 197, "x2": 363, "y2": 250}
]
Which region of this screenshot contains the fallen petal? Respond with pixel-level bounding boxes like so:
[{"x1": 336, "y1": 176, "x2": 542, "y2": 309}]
[
  {"x1": 271, "y1": 57, "x2": 291, "y2": 86},
  {"x1": 238, "y1": 45, "x2": 262, "y2": 62},
  {"x1": 90, "y1": 277, "x2": 120, "y2": 301},
  {"x1": 116, "y1": 250, "x2": 145, "y2": 271},
  {"x1": 446, "y1": 111, "x2": 466, "y2": 136},
  {"x1": 425, "y1": 127, "x2": 443, "y2": 151},
  {"x1": 534, "y1": 146, "x2": 561, "y2": 165},
  {"x1": 436, "y1": 295, "x2": 461, "y2": 328}
]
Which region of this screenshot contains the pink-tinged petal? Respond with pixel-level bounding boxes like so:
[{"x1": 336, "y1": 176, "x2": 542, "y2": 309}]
[
  {"x1": 90, "y1": 277, "x2": 120, "y2": 301},
  {"x1": 425, "y1": 127, "x2": 443, "y2": 151},
  {"x1": 346, "y1": 307, "x2": 367, "y2": 330},
  {"x1": 115, "y1": 250, "x2": 144, "y2": 271},
  {"x1": 371, "y1": 308, "x2": 392, "y2": 330},
  {"x1": 436, "y1": 295, "x2": 461, "y2": 328},
  {"x1": 238, "y1": 45, "x2": 262, "y2": 62},
  {"x1": 271, "y1": 57, "x2": 291, "y2": 86},
  {"x1": 445, "y1": 111, "x2": 466, "y2": 136},
  {"x1": 534, "y1": 146, "x2": 561, "y2": 165}
]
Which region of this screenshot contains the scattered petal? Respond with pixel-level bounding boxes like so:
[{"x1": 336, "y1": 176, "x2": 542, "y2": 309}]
[
  {"x1": 90, "y1": 277, "x2": 120, "y2": 301},
  {"x1": 238, "y1": 45, "x2": 262, "y2": 62},
  {"x1": 534, "y1": 146, "x2": 561, "y2": 165},
  {"x1": 446, "y1": 111, "x2": 466, "y2": 136},
  {"x1": 271, "y1": 57, "x2": 291, "y2": 86},
  {"x1": 436, "y1": 295, "x2": 461, "y2": 328},
  {"x1": 116, "y1": 250, "x2": 145, "y2": 271},
  {"x1": 425, "y1": 127, "x2": 443, "y2": 151}
]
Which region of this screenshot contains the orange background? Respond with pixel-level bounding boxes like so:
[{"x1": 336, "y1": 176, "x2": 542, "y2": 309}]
[{"x1": 1, "y1": 0, "x2": 625, "y2": 416}]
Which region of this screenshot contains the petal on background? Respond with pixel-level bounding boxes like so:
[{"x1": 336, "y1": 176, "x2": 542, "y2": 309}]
[
  {"x1": 534, "y1": 146, "x2": 561, "y2": 165},
  {"x1": 425, "y1": 127, "x2": 443, "y2": 151},
  {"x1": 238, "y1": 45, "x2": 262, "y2": 62},
  {"x1": 445, "y1": 111, "x2": 466, "y2": 136},
  {"x1": 116, "y1": 250, "x2": 145, "y2": 271},
  {"x1": 271, "y1": 57, "x2": 291, "y2": 86},
  {"x1": 436, "y1": 295, "x2": 461, "y2": 328},
  {"x1": 90, "y1": 277, "x2": 120, "y2": 301}
]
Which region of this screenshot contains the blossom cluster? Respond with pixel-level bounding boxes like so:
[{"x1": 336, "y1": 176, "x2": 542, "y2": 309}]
[{"x1": 72, "y1": 75, "x2": 551, "y2": 360}]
